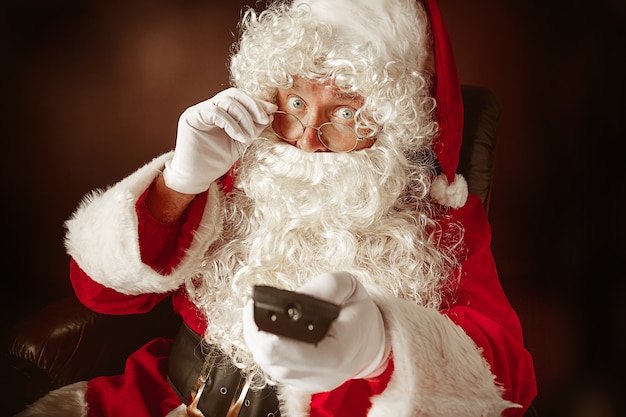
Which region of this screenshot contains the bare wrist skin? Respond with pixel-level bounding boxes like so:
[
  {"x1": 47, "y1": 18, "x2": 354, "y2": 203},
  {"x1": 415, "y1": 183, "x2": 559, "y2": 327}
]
[{"x1": 146, "y1": 173, "x2": 197, "y2": 222}]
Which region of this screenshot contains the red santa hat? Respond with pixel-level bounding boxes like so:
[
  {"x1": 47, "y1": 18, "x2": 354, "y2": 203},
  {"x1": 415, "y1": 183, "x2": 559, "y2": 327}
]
[
  {"x1": 421, "y1": 0, "x2": 468, "y2": 208},
  {"x1": 290, "y1": 0, "x2": 468, "y2": 208}
]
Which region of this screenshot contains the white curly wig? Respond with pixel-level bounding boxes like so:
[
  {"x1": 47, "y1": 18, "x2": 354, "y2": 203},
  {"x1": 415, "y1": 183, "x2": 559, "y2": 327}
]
[{"x1": 229, "y1": 0, "x2": 438, "y2": 154}]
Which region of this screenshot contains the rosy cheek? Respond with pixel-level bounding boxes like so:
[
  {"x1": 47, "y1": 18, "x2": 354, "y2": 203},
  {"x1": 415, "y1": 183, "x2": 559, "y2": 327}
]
[
  {"x1": 355, "y1": 138, "x2": 377, "y2": 151},
  {"x1": 279, "y1": 137, "x2": 298, "y2": 148}
]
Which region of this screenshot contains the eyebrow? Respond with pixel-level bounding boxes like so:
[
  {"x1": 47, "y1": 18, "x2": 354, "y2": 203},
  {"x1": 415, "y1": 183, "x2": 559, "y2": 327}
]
[{"x1": 292, "y1": 84, "x2": 362, "y2": 104}]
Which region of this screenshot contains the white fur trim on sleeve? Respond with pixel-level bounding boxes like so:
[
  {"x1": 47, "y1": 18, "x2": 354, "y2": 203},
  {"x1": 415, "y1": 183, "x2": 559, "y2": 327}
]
[
  {"x1": 430, "y1": 173, "x2": 468, "y2": 208},
  {"x1": 277, "y1": 386, "x2": 311, "y2": 417},
  {"x1": 16, "y1": 381, "x2": 88, "y2": 417},
  {"x1": 64, "y1": 152, "x2": 223, "y2": 295},
  {"x1": 367, "y1": 292, "x2": 519, "y2": 417}
]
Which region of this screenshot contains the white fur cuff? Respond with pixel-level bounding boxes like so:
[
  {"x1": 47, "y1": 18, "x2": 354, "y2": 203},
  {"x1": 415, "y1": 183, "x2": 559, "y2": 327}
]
[
  {"x1": 64, "y1": 152, "x2": 223, "y2": 295},
  {"x1": 15, "y1": 381, "x2": 88, "y2": 417},
  {"x1": 367, "y1": 293, "x2": 517, "y2": 416}
]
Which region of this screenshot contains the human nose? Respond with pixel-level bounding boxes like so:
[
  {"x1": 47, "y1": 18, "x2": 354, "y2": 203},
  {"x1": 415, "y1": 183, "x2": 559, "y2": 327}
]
[
  {"x1": 296, "y1": 126, "x2": 328, "y2": 152},
  {"x1": 298, "y1": 112, "x2": 330, "y2": 152}
]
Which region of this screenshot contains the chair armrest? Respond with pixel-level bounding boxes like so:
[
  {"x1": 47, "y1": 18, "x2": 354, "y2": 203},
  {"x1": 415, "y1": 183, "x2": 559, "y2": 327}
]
[
  {"x1": 459, "y1": 85, "x2": 502, "y2": 212},
  {"x1": 3, "y1": 293, "x2": 181, "y2": 412}
]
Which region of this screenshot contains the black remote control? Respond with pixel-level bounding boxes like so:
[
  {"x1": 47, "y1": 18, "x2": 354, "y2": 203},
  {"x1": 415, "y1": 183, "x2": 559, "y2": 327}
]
[{"x1": 252, "y1": 285, "x2": 341, "y2": 344}]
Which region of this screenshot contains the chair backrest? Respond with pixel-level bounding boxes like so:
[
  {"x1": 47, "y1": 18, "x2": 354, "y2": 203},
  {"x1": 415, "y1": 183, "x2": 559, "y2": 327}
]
[{"x1": 458, "y1": 85, "x2": 502, "y2": 213}]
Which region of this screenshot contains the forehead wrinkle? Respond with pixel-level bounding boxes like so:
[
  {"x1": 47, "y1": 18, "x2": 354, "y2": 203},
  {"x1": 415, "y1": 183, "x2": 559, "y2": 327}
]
[{"x1": 290, "y1": 77, "x2": 363, "y2": 108}]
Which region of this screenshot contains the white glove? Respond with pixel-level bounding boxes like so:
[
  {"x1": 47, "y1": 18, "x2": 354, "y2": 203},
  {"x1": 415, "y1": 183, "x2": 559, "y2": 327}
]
[
  {"x1": 163, "y1": 88, "x2": 277, "y2": 194},
  {"x1": 243, "y1": 271, "x2": 390, "y2": 393}
]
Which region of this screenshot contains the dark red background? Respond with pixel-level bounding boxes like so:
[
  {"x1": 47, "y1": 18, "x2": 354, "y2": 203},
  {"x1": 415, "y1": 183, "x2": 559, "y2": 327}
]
[{"x1": 1, "y1": 1, "x2": 624, "y2": 415}]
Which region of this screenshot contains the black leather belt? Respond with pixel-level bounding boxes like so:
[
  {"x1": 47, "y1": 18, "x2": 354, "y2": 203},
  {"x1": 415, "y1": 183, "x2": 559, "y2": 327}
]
[{"x1": 167, "y1": 323, "x2": 280, "y2": 417}]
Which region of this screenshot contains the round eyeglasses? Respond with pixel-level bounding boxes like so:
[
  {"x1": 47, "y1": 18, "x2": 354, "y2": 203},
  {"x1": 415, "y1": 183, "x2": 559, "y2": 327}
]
[{"x1": 271, "y1": 111, "x2": 366, "y2": 152}]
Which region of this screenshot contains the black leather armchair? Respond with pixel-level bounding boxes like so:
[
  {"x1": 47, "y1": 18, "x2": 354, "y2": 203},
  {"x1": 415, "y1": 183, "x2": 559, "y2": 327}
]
[{"x1": 2, "y1": 85, "x2": 503, "y2": 415}]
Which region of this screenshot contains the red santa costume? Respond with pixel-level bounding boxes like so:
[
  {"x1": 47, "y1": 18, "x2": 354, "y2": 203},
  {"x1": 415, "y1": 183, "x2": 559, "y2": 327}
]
[{"x1": 16, "y1": 0, "x2": 537, "y2": 416}]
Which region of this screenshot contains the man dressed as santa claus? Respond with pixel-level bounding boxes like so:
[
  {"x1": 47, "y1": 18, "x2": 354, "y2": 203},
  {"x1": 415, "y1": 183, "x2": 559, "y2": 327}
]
[{"x1": 16, "y1": 0, "x2": 537, "y2": 416}]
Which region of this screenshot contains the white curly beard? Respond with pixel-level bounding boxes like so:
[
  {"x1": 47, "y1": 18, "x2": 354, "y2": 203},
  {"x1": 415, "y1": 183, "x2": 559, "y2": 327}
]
[{"x1": 186, "y1": 137, "x2": 451, "y2": 388}]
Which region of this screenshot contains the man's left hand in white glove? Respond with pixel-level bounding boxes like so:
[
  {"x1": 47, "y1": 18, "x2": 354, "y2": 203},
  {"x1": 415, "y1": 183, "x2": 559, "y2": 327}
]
[{"x1": 243, "y1": 271, "x2": 391, "y2": 393}]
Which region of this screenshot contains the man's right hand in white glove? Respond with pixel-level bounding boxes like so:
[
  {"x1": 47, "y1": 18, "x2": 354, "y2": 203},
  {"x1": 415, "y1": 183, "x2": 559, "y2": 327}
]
[
  {"x1": 243, "y1": 271, "x2": 390, "y2": 393},
  {"x1": 163, "y1": 88, "x2": 277, "y2": 195}
]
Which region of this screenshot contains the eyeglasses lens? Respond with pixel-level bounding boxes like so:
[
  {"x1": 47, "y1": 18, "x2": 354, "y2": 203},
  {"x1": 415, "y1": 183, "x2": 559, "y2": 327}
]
[
  {"x1": 272, "y1": 112, "x2": 302, "y2": 141},
  {"x1": 272, "y1": 112, "x2": 357, "y2": 152}
]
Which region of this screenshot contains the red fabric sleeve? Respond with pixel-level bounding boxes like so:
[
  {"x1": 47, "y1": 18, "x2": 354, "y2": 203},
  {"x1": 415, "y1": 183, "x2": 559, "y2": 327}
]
[
  {"x1": 135, "y1": 187, "x2": 209, "y2": 274},
  {"x1": 69, "y1": 184, "x2": 209, "y2": 315},
  {"x1": 69, "y1": 258, "x2": 170, "y2": 315}
]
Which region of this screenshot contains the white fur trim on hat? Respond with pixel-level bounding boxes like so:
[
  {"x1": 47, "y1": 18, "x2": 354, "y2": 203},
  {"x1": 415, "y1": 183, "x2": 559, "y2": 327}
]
[
  {"x1": 429, "y1": 173, "x2": 468, "y2": 208},
  {"x1": 292, "y1": 0, "x2": 431, "y2": 72}
]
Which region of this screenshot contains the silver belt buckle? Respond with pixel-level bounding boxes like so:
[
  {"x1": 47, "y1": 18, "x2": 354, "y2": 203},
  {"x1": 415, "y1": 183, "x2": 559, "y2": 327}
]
[
  {"x1": 186, "y1": 346, "x2": 217, "y2": 417},
  {"x1": 225, "y1": 378, "x2": 251, "y2": 417},
  {"x1": 185, "y1": 346, "x2": 251, "y2": 417}
]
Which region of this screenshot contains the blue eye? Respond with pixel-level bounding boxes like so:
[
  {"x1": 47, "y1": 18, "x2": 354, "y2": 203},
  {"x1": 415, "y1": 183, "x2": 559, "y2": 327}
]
[
  {"x1": 287, "y1": 96, "x2": 305, "y2": 111},
  {"x1": 336, "y1": 107, "x2": 355, "y2": 121}
]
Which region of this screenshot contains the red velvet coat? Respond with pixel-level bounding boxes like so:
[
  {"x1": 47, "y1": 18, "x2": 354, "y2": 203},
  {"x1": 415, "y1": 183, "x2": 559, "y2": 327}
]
[{"x1": 64, "y1": 159, "x2": 536, "y2": 417}]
